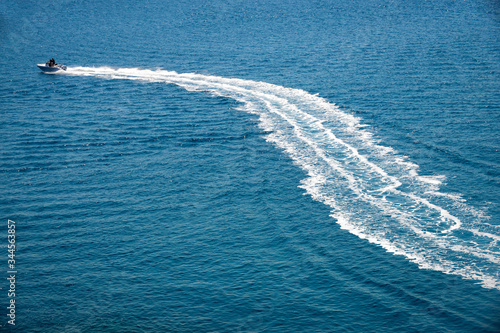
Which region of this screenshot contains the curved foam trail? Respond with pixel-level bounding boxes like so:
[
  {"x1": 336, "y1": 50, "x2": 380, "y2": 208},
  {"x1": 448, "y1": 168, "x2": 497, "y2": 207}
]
[{"x1": 65, "y1": 67, "x2": 499, "y2": 290}]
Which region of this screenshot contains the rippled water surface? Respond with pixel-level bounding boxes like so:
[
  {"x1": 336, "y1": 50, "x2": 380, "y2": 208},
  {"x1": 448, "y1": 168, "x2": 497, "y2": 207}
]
[{"x1": 1, "y1": 0, "x2": 499, "y2": 331}]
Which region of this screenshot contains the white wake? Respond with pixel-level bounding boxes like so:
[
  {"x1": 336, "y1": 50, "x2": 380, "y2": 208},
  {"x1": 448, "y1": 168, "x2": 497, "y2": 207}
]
[{"x1": 64, "y1": 66, "x2": 500, "y2": 290}]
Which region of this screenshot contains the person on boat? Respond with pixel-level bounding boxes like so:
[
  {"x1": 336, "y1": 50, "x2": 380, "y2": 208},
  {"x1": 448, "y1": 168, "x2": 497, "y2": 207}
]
[{"x1": 47, "y1": 58, "x2": 55, "y2": 67}]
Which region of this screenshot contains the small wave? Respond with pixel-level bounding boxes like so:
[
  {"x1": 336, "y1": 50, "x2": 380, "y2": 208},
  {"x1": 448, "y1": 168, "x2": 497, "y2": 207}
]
[{"x1": 65, "y1": 67, "x2": 499, "y2": 290}]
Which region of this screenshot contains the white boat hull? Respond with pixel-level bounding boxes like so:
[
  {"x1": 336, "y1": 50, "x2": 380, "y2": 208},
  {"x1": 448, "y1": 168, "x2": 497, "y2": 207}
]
[{"x1": 37, "y1": 64, "x2": 67, "y2": 72}]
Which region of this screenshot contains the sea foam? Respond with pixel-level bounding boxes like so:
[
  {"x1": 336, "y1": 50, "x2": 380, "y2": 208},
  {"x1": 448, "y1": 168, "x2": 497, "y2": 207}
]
[{"x1": 65, "y1": 66, "x2": 499, "y2": 290}]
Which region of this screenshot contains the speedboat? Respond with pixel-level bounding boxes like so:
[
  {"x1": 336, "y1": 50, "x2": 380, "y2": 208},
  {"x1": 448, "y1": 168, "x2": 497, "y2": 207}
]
[{"x1": 37, "y1": 60, "x2": 67, "y2": 73}]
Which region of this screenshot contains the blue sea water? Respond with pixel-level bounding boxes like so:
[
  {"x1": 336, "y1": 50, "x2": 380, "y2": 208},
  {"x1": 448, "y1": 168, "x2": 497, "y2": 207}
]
[{"x1": 1, "y1": 0, "x2": 500, "y2": 331}]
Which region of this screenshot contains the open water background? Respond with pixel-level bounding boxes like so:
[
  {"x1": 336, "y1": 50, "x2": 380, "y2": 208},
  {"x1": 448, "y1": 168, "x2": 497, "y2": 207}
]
[{"x1": 1, "y1": 0, "x2": 499, "y2": 331}]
